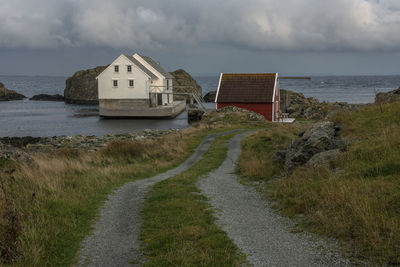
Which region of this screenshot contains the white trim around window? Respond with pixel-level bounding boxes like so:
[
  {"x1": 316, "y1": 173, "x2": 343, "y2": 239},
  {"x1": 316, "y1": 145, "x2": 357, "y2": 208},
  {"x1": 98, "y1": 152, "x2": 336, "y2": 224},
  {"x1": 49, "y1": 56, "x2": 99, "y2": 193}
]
[
  {"x1": 112, "y1": 79, "x2": 119, "y2": 88},
  {"x1": 128, "y1": 78, "x2": 136, "y2": 88},
  {"x1": 114, "y1": 65, "x2": 119, "y2": 73},
  {"x1": 127, "y1": 65, "x2": 132, "y2": 73}
]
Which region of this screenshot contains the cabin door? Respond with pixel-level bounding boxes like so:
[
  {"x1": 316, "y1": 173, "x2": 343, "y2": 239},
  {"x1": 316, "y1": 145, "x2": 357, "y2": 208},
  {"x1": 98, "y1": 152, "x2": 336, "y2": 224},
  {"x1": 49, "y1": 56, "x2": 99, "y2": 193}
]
[{"x1": 157, "y1": 93, "x2": 163, "y2": 106}]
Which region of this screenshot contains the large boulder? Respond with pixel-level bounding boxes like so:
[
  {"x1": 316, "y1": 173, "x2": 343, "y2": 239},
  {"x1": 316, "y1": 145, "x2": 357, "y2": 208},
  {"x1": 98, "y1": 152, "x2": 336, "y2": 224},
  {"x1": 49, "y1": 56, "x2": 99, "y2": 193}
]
[
  {"x1": 170, "y1": 69, "x2": 202, "y2": 102},
  {"x1": 64, "y1": 66, "x2": 107, "y2": 104},
  {"x1": 283, "y1": 122, "x2": 345, "y2": 172},
  {"x1": 0, "y1": 82, "x2": 26, "y2": 101},
  {"x1": 203, "y1": 90, "x2": 217, "y2": 102},
  {"x1": 375, "y1": 87, "x2": 400, "y2": 104}
]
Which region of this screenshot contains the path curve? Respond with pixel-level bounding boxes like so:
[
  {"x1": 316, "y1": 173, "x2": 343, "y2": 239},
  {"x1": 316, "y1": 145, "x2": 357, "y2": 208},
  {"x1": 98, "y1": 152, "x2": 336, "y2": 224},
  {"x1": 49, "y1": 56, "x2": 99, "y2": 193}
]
[
  {"x1": 197, "y1": 132, "x2": 351, "y2": 267},
  {"x1": 76, "y1": 130, "x2": 243, "y2": 267}
]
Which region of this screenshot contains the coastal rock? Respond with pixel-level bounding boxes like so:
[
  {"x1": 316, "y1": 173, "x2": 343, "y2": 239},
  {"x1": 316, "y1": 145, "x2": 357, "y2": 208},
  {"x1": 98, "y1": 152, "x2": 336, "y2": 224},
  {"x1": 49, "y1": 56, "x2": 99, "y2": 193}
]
[
  {"x1": 64, "y1": 66, "x2": 107, "y2": 105},
  {"x1": 283, "y1": 121, "x2": 345, "y2": 172},
  {"x1": 375, "y1": 87, "x2": 400, "y2": 104},
  {"x1": 29, "y1": 94, "x2": 64, "y2": 101},
  {"x1": 202, "y1": 106, "x2": 266, "y2": 124},
  {"x1": 170, "y1": 69, "x2": 202, "y2": 102},
  {"x1": 203, "y1": 90, "x2": 217, "y2": 102},
  {"x1": 280, "y1": 89, "x2": 358, "y2": 119},
  {"x1": 188, "y1": 109, "x2": 205, "y2": 124},
  {"x1": 0, "y1": 143, "x2": 36, "y2": 167},
  {"x1": 0, "y1": 82, "x2": 26, "y2": 101},
  {"x1": 2, "y1": 129, "x2": 181, "y2": 153}
]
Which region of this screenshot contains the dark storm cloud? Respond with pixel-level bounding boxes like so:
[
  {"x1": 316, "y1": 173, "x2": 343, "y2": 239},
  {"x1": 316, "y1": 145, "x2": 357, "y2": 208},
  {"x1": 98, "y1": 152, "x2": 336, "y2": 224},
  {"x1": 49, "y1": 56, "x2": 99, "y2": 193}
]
[{"x1": 1, "y1": 0, "x2": 400, "y2": 52}]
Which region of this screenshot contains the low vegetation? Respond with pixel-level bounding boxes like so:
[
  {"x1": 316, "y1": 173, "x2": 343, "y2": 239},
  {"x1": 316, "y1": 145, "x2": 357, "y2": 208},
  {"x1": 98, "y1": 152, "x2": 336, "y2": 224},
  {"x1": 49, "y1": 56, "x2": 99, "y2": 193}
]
[
  {"x1": 0, "y1": 125, "x2": 215, "y2": 266},
  {"x1": 0, "y1": 112, "x2": 266, "y2": 266},
  {"x1": 140, "y1": 133, "x2": 245, "y2": 266},
  {"x1": 238, "y1": 102, "x2": 400, "y2": 265}
]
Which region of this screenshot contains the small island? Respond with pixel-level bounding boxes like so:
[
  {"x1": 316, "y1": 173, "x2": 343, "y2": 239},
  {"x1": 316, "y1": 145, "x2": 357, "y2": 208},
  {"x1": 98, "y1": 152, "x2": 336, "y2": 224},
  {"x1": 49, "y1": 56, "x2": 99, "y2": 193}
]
[{"x1": 0, "y1": 82, "x2": 26, "y2": 101}]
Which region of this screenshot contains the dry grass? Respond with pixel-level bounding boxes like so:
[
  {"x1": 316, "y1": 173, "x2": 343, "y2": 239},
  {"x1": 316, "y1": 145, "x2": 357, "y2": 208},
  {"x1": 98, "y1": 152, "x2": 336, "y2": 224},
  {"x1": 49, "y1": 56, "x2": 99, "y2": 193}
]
[
  {"x1": 239, "y1": 102, "x2": 400, "y2": 265},
  {"x1": 0, "y1": 124, "x2": 220, "y2": 266},
  {"x1": 238, "y1": 124, "x2": 303, "y2": 181}
]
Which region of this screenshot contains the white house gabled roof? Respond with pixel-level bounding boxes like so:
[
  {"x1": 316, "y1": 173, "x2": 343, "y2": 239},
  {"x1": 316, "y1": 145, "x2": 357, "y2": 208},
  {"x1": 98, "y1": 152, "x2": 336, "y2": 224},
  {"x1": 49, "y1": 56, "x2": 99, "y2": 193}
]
[
  {"x1": 96, "y1": 54, "x2": 171, "y2": 80},
  {"x1": 124, "y1": 55, "x2": 158, "y2": 79},
  {"x1": 138, "y1": 54, "x2": 174, "y2": 79}
]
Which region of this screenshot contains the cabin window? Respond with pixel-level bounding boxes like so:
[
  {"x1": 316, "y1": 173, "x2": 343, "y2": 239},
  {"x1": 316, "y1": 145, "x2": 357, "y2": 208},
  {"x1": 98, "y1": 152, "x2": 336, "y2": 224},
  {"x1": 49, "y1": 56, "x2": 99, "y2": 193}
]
[
  {"x1": 114, "y1": 65, "x2": 119, "y2": 73},
  {"x1": 127, "y1": 65, "x2": 132, "y2": 72},
  {"x1": 113, "y1": 80, "x2": 118, "y2": 87},
  {"x1": 129, "y1": 79, "x2": 135, "y2": 87}
]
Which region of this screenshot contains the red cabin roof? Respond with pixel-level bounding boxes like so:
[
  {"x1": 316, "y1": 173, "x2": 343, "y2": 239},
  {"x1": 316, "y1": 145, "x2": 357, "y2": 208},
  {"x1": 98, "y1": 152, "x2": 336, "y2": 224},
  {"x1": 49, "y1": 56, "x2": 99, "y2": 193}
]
[{"x1": 216, "y1": 73, "x2": 277, "y2": 103}]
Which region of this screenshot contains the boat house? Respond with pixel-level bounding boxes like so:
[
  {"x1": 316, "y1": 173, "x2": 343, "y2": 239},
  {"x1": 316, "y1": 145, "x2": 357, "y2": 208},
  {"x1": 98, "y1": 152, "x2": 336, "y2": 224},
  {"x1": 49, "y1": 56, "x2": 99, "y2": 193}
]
[
  {"x1": 215, "y1": 73, "x2": 280, "y2": 121},
  {"x1": 96, "y1": 53, "x2": 185, "y2": 117}
]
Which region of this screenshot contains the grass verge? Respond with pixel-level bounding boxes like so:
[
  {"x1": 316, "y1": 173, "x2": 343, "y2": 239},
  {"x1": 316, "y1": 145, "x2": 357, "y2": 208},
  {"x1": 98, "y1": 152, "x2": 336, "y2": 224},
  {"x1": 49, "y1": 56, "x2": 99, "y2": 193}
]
[
  {"x1": 0, "y1": 125, "x2": 224, "y2": 266},
  {"x1": 140, "y1": 132, "x2": 246, "y2": 266},
  {"x1": 238, "y1": 102, "x2": 400, "y2": 265}
]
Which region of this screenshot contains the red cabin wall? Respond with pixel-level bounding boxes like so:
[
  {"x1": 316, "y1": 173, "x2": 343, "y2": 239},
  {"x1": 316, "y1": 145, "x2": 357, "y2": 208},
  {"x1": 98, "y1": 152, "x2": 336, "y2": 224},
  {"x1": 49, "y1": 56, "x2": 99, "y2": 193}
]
[{"x1": 217, "y1": 103, "x2": 273, "y2": 121}]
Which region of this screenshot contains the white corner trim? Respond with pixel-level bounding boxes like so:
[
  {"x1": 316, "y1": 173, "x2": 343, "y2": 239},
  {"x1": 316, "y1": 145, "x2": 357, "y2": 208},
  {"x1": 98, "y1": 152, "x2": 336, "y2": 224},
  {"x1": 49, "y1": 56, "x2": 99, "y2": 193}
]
[
  {"x1": 272, "y1": 72, "x2": 278, "y2": 122},
  {"x1": 133, "y1": 54, "x2": 165, "y2": 80},
  {"x1": 215, "y1": 73, "x2": 223, "y2": 103}
]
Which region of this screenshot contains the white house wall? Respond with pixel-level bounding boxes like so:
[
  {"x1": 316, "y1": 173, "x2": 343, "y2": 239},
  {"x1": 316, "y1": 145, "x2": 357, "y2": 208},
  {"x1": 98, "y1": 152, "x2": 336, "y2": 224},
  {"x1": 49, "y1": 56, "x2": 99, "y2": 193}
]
[{"x1": 98, "y1": 55, "x2": 153, "y2": 100}]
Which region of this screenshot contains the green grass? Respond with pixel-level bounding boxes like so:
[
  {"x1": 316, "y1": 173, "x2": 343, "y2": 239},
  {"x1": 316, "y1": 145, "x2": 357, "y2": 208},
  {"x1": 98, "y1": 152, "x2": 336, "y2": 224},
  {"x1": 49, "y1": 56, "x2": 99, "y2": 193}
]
[
  {"x1": 140, "y1": 133, "x2": 246, "y2": 267},
  {"x1": 0, "y1": 122, "x2": 264, "y2": 266},
  {"x1": 238, "y1": 102, "x2": 400, "y2": 265},
  {"x1": 0, "y1": 126, "x2": 214, "y2": 266}
]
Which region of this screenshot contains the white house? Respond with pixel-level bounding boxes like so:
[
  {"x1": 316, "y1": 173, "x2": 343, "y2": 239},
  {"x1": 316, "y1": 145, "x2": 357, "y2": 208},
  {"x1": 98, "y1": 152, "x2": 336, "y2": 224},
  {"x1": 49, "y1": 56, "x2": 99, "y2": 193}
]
[{"x1": 96, "y1": 53, "x2": 185, "y2": 117}]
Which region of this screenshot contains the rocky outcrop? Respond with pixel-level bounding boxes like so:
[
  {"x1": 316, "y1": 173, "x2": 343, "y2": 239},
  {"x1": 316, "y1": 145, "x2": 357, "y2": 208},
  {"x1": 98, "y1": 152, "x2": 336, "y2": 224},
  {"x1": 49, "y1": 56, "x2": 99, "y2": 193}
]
[
  {"x1": 277, "y1": 122, "x2": 346, "y2": 173},
  {"x1": 64, "y1": 66, "x2": 107, "y2": 105},
  {"x1": 203, "y1": 90, "x2": 217, "y2": 102},
  {"x1": 280, "y1": 89, "x2": 358, "y2": 120},
  {"x1": 0, "y1": 129, "x2": 180, "y2": 153},
  {"x1": 29, "y1": 94, "x2": 64, "y2": 101},
  {"x1": 170, "y1": 69, "x2": 202, "y2": 102},
  {"x1": 201, "y1": 106, "x2": 266, "y2": 125},
  {"x1": 375, "y1": 87, "x2": 400, "y2": 104},
  {"x1": 0, "y1": 82, "x2": 26, "y2": 101},
  {"x1": 188, "y1": 109, "x2": 205, "y2": 124}
]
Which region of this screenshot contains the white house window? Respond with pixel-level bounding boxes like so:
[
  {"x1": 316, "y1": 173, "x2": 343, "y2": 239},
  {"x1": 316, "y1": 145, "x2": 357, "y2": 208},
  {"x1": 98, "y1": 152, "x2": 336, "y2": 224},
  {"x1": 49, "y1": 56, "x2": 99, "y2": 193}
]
[
  {"x1": 127, "y1": 65, "x2": 132, "y2": 72},
  {"x1": 129, "y1": 79, "x2": 135, "y2": 87},
  {"x1": 113, "y1": 80, "x2": 118, "y2": 87},
  {"x1": 114, "y1": 65, "x2": 119, "y2": 73}
]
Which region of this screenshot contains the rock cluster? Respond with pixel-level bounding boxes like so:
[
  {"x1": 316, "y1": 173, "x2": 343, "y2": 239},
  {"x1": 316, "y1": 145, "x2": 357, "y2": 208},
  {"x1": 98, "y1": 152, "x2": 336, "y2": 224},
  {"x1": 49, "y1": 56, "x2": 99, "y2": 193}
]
[
  {"x1": 64, "y1": 66, "x2": 107, "y2": 105},
  {"x1": 375, "y1": 87, "x2": 400, "y2": 104},
  {"x1": 201, "y1": 106, "x2": 266, "y2": 125},
  {"x1": 0, "y1": 143, "x2": 36, "y2": 167},
  {"x1": 276, "y1": 121, "x2": 346, "y2": 173},
  {"x1": 29, "y1": 94, "x2": 64, "y2": 101},
  {"x1": 0, "y1": 82, "x2": 26, "y2": 101},
  {"x1": 170, "y1": 69, "x2": 202, "y2": 102},
  {"x1": 0, "y1": 129, "x2": 180, "y2": 153},
  {"x1": 280, "y1": 89, "x2": 358, "y2": 120}
]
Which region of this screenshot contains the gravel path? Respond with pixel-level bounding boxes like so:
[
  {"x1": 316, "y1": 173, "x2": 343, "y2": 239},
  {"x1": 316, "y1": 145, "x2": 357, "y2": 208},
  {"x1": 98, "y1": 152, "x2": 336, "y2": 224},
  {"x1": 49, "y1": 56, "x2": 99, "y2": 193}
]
[
  {"x1": 76, "y1": 130, "x2": 243, "y2": 267},
  {"x1": 197, "y1": 132, "x2": 351, "y2": 267}
]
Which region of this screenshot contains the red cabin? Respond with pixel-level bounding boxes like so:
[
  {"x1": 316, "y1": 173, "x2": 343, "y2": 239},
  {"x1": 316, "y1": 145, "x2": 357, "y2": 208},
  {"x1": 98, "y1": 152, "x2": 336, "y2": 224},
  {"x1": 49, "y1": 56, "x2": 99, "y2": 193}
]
[{"x1": 215, "y1": 73, "x2": 280, "y2": 122}]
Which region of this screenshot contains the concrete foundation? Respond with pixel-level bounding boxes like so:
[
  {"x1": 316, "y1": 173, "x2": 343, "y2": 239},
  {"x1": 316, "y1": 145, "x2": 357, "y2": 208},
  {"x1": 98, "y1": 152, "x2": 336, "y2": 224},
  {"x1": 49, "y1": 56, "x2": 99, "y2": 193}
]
[{"x1": 99, "y1": 99, "x2": 186, "y2": 118}]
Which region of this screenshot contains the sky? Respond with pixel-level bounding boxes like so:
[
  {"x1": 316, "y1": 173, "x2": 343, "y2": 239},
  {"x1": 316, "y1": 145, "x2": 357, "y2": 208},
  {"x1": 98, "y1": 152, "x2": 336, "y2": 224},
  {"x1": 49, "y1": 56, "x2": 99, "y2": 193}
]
[{"x1": 1, "y1": 0, "x2": 400, "y2": 76}]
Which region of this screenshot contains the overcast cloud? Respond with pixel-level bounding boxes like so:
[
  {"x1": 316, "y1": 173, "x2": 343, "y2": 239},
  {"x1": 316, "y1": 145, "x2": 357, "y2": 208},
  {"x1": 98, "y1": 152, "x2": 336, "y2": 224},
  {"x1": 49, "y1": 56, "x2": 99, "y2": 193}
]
[{"x1": 1, "y1": 0, "x2": 400, "y2": 52}]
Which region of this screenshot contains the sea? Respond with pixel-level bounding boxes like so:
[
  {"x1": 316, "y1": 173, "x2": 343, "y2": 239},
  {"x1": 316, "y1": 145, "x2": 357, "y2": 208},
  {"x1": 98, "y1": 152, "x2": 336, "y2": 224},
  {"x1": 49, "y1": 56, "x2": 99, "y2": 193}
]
[{"x1": 0, "y1": 75, "x2": 399, "y2": 137}]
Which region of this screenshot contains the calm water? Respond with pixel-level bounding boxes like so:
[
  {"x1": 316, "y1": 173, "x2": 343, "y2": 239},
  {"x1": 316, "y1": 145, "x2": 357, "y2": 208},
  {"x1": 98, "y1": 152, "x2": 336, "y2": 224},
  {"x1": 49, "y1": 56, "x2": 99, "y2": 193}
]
[{"x1": 0, "y1": 75, "x2": 399, "y2": 137}]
